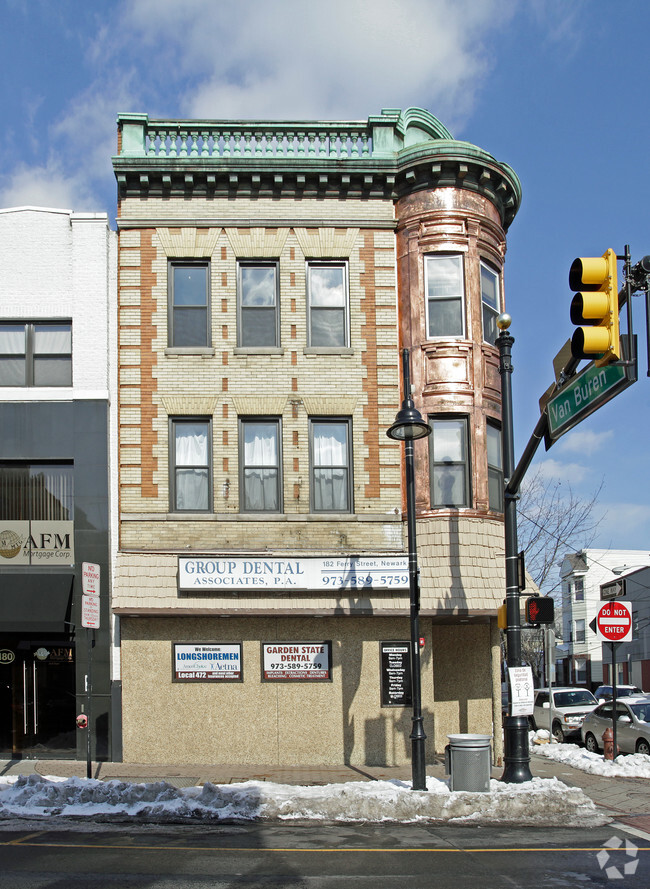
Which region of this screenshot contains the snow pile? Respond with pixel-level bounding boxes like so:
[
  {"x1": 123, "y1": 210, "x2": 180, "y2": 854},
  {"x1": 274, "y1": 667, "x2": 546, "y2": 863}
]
[
  {"x1": 0, "y1": 772, "x2": 607, "y2": 826},
  {"x1": 531, "y1": 738, "x2": 650, "y2": 779}
]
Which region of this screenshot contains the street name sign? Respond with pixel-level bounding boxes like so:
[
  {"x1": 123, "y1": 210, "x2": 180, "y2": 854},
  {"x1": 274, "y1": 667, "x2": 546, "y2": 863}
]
[
  {"x1": 596, "y1": 601, "x2": 632, "y2": 643},
  {"x1": 546, "y1": 362, "x2": 634, "y2": 444}
]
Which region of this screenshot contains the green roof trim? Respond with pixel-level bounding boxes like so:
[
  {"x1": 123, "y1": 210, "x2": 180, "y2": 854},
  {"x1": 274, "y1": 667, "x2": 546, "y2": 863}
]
[{"x1": 114, "y1": 107, "x2": 522, "y2": 229}]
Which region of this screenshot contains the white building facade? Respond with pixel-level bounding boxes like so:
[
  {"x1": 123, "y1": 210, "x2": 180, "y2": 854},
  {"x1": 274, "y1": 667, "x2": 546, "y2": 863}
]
[
  {"x1": 0, "y1": 207, "x2": 118, "y2": 760},
  {"x1": 559, "y1": 548, "x2": 650, "y2": 689}
]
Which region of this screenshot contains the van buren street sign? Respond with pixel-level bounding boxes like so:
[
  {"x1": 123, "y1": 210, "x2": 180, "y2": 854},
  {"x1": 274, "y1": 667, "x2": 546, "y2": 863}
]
[{"x1": 546, "y1": 360, "x2": 635, "y2": 443}]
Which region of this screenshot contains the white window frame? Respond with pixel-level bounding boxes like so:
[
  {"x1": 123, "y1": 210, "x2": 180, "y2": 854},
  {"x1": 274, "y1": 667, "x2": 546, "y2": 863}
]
[
  {"x1": 306, "y1": 261, "x2": 349, "y2": 348},
  {"x1": 424, "y1": 254, "x2": 466, "y2": 339},
  {"x1": 168, "y1": 260, "x2": 210, "y2": 348},
  {"x1": 237, "y1": 261, "x2": 280, "y2": 348},
  {"x1": 309, "y1": 418, "x2": 353, "y2": 513},
  {"x1": 170, "y1": 417, "x2": 212, "y2": 513},
  {"x1": 239, "y1": 418, "x2": 282, "y2": 513}
]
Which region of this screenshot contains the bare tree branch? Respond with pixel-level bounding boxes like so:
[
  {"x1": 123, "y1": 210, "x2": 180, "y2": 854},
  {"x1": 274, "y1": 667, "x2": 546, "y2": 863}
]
[{"x1": 517, "y1": 469, "x2": 603, "y2": 594}]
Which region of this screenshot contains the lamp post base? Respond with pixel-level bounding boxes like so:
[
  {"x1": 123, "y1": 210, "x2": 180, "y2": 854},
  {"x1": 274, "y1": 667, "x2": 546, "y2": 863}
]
[
  {"x1": 410, "y1": 717, "x2": 427, "y2": 791},
  {"x1": 501, "y1": 716, "x2": 533, "y2": 783}
]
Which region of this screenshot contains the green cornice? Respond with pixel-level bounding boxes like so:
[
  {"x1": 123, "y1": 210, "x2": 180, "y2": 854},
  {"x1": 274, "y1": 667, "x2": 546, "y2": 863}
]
[{"x1": 113, "y1": 108, "x2": 522, "y2": 229}]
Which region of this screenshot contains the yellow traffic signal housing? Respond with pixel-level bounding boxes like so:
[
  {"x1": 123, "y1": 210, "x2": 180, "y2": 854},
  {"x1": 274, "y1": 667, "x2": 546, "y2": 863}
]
[
  {"x1": 497, "y1": 602, "x2": 507, "y2": 630},
  {"x1": 569, "y1": 248, "x2": 620, "y2": 366}
]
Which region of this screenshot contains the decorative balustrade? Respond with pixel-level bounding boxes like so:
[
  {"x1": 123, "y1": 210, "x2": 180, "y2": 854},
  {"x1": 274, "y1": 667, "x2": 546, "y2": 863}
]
[{"x1": 140, "y1": 123, "x2": 372, "y2": 160}]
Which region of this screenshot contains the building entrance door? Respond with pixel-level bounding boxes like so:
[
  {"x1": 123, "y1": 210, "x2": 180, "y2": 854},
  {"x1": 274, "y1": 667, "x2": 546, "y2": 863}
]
[{"x1": 0, "y1": 638, "x2": 76, "y2": 759}]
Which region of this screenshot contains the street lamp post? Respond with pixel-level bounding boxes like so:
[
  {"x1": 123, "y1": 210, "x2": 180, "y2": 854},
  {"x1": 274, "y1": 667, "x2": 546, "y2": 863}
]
[
  {"x1": 497, "y1": 314, "x2": 533, "y2": 783},
  {"x1": 387, "y1": 348, "x2": 431, "y2": 791}
]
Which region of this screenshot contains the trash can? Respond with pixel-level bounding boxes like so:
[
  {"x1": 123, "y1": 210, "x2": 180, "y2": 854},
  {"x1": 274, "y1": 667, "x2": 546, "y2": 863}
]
[{"x1": 444, "y1": 734, "x2": 492, "y2": 792}]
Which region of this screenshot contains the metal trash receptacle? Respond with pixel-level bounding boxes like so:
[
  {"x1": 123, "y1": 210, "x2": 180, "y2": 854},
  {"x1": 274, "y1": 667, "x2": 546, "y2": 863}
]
[{"x1": 445, "y1": 733, "x2": 492, "y2": 792}]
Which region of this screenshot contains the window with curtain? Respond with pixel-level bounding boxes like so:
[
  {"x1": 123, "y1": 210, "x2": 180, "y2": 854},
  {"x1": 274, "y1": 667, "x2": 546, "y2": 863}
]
[
  {"x1": 310, "y1": 419, "x2": 352, "y2": 513},
  {"x1": 486, "y1": 420, "x2": 504, "y2": 512},
  {"x1": 0, "y1": 321, "x2": 72, "y2": 387},
  {"x1": 171, "y1": 419, "x2": 211, "y2": 511},
  {"x1": 0, "y1": 463, "x2": 73, "y2": 520},
  {"x1": 240, "y1": 419, "x2": 281, "y2": 512},
  {"x1": 307, "y1": 262, "x2": 348, "y2": 347},
  {"x1": 481, "y1": 261, "x2": 500, "y2": 345},
  {"x1": 169, "y1": 261, "x2": 210, "y2": 347},
  {"x1": 575, "y1": 619, "x2": 586, "y2": 643},
  {"x1": 425, "y1": 254, "x2": 465, "y2": 338},
  {"x1": 574, "y1": 578, "x2": 584, "y2": 601},
  {"x1": 238, "y1": 262, "x2": 279, "y2": 347},
  {"x1": 430, "y1": 416, "x2": 470, "y2": 508}
]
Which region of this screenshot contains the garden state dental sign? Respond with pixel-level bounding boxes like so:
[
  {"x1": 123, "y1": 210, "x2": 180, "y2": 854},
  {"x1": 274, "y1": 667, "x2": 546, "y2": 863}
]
[{"x1": 178, "y1": 555, "x2": 409, "y2": 592}]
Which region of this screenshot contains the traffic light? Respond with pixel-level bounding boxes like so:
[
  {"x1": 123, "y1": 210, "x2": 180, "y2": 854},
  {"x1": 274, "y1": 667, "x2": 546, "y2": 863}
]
[
  {"x1": 569, "y1": 248, "x2": 620, "y2": 366},
  {"x1": 497, "y1": 602, "x2": 507, "y2": 630},
  {"x1": 525, "y1": 596, "x2": 554, "y2": 625}
]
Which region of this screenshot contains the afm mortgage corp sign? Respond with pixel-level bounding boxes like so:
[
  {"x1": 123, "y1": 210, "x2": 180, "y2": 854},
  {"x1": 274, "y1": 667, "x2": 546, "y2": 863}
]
[
  {"x1": 0, "y1": 521, "x2": 74, "y2": 565},
  {"x1": 178, "y1": 555, "x2": 409, "y2": 593}
]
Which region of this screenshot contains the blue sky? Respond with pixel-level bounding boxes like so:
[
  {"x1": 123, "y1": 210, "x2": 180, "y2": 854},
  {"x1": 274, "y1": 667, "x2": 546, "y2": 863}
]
[{"x1": 1, "y1": 0, "x2": 649, "y2": 557}]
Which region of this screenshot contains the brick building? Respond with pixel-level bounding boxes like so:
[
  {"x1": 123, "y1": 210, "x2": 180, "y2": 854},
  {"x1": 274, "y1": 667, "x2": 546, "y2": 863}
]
[{"x1": 111, "y1": 107, "x2": 523, "y2": 766}]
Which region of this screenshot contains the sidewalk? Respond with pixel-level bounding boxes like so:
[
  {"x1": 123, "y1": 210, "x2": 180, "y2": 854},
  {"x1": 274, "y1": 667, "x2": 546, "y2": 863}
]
[{"x1": 1, "y1": 754, "x2": 648, "y2": 832}]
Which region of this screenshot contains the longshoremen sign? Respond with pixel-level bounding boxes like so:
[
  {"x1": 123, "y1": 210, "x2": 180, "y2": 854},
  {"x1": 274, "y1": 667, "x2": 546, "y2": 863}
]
[{"x1": 178, "y1": 555, "x2": 409, "y2": 592}]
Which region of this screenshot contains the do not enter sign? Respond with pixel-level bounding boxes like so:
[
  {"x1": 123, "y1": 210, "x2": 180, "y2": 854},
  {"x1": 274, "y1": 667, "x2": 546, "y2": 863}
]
[{"x1": 596, "y1": 601, "x2": 633, "y2": 642}]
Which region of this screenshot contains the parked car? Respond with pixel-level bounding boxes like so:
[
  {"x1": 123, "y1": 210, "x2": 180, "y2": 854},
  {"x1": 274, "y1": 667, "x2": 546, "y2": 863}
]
[
  {"x1": 581, "y1": 695, "x2": 650, "y2": 755},
  {"x1": 531, "y1": 687, "x2": 599, "y2": 743},
  {"x1": 593, "y1": 684, "x2": 643, "y2": 702}
]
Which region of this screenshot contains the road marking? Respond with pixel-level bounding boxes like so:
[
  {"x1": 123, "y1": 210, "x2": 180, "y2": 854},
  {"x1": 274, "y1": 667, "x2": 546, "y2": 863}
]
[
  {"x1": 6, "y1": 831, "x2": 47, "y2": 845},
  {"x1": 1, "y1": 839, "x2": 649, "y2": 853}
]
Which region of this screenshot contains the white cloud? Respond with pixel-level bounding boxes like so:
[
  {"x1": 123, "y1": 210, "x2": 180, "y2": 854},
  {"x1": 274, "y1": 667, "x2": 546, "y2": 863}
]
[
  {"x1": 118, "y1": 0, "x2": 512, "y2": 127},
  {"x1": 532, "y1": 458, "x2": 589, "y2": 484},
  {"x1": 557, "y1": 428, "x2": 614, "y2": 457},
  {"x1": 0, "y1": 162, "x2": 96, "y2": 213}
]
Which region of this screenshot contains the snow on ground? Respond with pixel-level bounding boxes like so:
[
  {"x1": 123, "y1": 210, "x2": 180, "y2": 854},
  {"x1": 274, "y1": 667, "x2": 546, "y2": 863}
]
[
  {"x1": 530, "y1": 730, "x2": 650, "y2": 778},
  {"x1": 0, "y1": 771, "x2": 606, "y2": 827}
]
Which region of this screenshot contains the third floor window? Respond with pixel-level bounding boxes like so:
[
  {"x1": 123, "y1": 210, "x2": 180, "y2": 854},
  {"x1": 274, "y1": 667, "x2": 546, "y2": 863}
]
[
  {"x1": 168, "y1": 261, "x2": 210, "y2": 347},
  {"x1": 307, "y1": 262, "x2": 349, "y2": 347},
  {"x1": 0, "y1": 321, "x2": 72, "y2": 387},
  {"x1": 238, "y1": 262, "x2": 279, "y2": 347},
  {"x1": 425, "y1": 254, "x2": 465, "y2": 338}
]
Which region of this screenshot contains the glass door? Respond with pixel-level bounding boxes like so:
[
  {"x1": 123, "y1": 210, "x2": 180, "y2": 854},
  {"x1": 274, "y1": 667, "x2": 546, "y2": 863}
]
[{"x1": 0, "y1": 639, "x2": 76, "y2": 759}]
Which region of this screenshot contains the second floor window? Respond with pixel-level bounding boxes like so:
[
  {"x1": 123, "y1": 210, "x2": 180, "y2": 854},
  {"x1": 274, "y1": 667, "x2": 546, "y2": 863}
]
[
  {"x1": 425, "y1": 254, "x2": 465, "y2": 338},
  {"x1": 171, "y1": 419, "x2": 211, "y2": 512},
  {"x1": 307, "y1": 262, "x2": 348, "y2": 347},
  {"x1": 430, "y1": 416, "x2": 470, "y2": 508},
  {"x1": 241, "y1": 419, "x2": 281, "y2": 512},
  {"x1": 310, "y1": 419, "x2": 352, "y2": 513},
  {"x1": 486, "y1": 421, "x2": 504, "y2": 512},
  {"x1": 0, "y1": 463, "x2": 73, "y2": 520},
  {"x1": 169, "y1": 261, "x2": 210, "y2": 347},
  {"x1": 574, "y1": 578, "x2": 584, "y2": 601},
  {"x1": 238, "y1": 262, "x2": 279, "y2": 347},
  {"x1": 574, "y1": 620, "x2": 586, "y2": 643},
  {"x1": 481, "y1": 261, "x2": 500, "y2": 345},
  {"x1": 0, "y1": 321, "x2": 72, "y2": 387}
]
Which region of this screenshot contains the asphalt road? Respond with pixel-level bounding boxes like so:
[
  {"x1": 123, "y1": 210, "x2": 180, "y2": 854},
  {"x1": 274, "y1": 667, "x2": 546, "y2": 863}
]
[{"x1": 0, "y1": 820, "x2": 648, "y2": 888}]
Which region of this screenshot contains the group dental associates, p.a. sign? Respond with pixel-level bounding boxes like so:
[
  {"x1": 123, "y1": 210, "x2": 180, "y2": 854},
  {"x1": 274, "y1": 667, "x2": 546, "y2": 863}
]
[{"x1": 178, "y1": 555, "x2": 409, "y2": 592}]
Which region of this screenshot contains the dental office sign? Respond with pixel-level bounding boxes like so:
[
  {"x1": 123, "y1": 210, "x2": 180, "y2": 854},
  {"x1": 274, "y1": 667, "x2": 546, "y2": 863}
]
[
  {"x1": 0, "y1": 521, "x2": 74, "y2": 565},
  {"x1": 178, "y1": 555, "x2": 409, "y2": 592}
]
